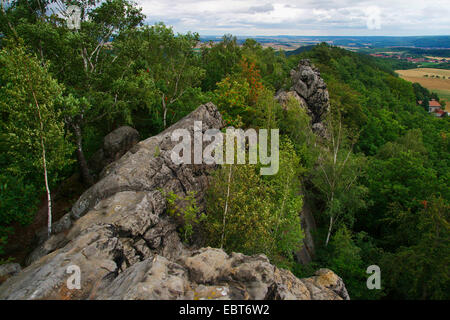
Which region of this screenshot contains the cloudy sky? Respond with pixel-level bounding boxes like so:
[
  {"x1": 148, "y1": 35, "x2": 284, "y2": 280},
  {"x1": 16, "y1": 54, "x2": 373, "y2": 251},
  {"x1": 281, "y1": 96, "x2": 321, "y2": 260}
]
[{"x1": 137, "y1": 0, "x2": 450, "y2": 36}]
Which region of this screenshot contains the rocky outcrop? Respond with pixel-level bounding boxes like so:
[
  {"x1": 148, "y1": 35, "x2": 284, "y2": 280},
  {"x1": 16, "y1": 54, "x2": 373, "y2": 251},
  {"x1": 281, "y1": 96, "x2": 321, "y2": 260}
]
[
  {"x1": 295, "y1": 196, "x2": 317, "y2": 265},
  {"x1": 276, "y1": 59, "x2": 330, "y2": 136},
  {"x1": 290, "y1": 59, "x2": 330, "y2": 126},
  {"x1": 89, "y1": 126, "x2": 140, "y2": 176},
  {"x1": 275, "y1": 60, "x2": 331, "y2": 265},
  {"x1": 0, "y1": 103, "x2": 348, "y2": 300}
]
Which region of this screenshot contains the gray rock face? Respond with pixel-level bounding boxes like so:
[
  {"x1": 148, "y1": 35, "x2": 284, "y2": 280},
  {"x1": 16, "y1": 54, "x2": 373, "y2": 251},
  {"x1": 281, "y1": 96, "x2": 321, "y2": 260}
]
[
  {"x1": 0, "y1": 263, "x2": 21, "y2": 284},
  {"x1": 0, "y1": 102, "x2": 349, "y2": 300},
  {"x1": 290, "y1": 59, "x2": 330, "y2": 125},
  {"x1": 95, "y1": 248, "x2": 348, "y2": 300},
  {"x1": 275, "y1": 60, "x2": 331, "y2": 265},
  {"x1": 276, "y1": 59, "x2": 330, "y2": 133},
  {"x1": 89, "y1": 126, "x2": 140, "y2": 176}
]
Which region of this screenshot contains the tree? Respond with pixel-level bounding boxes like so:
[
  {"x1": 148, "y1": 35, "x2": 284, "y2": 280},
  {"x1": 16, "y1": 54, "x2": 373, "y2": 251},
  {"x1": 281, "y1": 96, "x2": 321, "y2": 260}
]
[
  {"x1": 201, "y1": 34, "x2": 241, "y2": 91},
  {"x1": 263, "y1": 138, "x2": 304, "y2": 267},
  {"x1": 1, "y1": 0, "x2": 145, "y2": 186},
  {"x1": 204, "y1": 138, "x2": 304, "y2": 266},
  {"x1": 0, "y1": 41, "x2": 74, "y2": 237},
  {"x1": 381, "y1": 196, "x2": 449, "y2": 299},
  {"x1": 311, "y1": 115, "x2": 368, "y2": 246},
  {"x1": 136, "y1": 23, "x2": 205, "y2": 129},
  {"x1": 213, "y1": 74, "x2": 250, "y2": 127}
]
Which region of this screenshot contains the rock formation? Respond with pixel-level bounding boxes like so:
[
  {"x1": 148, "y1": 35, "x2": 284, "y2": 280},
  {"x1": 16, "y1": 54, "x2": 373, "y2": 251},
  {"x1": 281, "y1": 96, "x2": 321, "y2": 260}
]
[
  {"x1": 0, "y1": 263, "x2": 21, "y2": 285},
  {"x1": 275, "y1": 59, "x2": 331, "y2": 265},
  {"x1": 0, "y1": 103, "x2": 348, "y2": 300},
  {"x1": 89, "y1": 125, "x2": 140, "y2": 177},
  {"x1": 276, "y1": 59, "x2": 330, "y2": 137}
]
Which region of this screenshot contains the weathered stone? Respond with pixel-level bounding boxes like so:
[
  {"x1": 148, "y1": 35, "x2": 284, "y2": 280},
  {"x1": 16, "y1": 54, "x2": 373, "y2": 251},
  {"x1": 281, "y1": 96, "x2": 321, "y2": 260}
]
[
  {"x1": 277, "y1": 59, "x2": 330, "y2": 139},
  {"x1": 0, "y1": 103, "x2": 349, "y2": 300},
  {"x1": 291, "y1": 59, "x2": 330, "y2": 124},
  {"x1": 89, "y1": 126, "x2": 140, "y2": 175},
  {"x1": 275, "y1": 90, "x2": 308, "y2": 111},
  {"x1": 302, "y1": 268, "x2": 350, "y2": 300},
  {"x1": 0, "y1": 263, "x2": 21, "y2": 285}
]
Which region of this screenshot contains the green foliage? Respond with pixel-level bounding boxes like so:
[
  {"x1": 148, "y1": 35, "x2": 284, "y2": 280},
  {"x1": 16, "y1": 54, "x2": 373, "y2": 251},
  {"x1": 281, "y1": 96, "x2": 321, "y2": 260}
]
[
  {"x1": 310, "y1": 115, "x2": 368, "y2": 245},
  {"x1": 380, "y1": 197, "x2": 449, "y2": 299},
  {"x1": 276, "y1": 96, "x2": 317, "y2": 169},
  {"x1": 0, "y1": 1, "x2": 448, "y2": 300},
  {"x1": 262, "y1": 138, "x2": 305, "y2": 268},
  {"x1": 323, "y1": 227, "x2": 384, "y2": 300},
  {"x1": 166, "y1": 191, "x2": 205, "y2": 243},
  {"x1": 0, "y1": 41, "x2": 74, "y2": 254},
  {"x1": 200, "y1": 35, "x2": 242, "y2": 92},
  {"x1": 204, "y1": 138, "x2": 304, "y2": 268},
  {"x1": 213, "y1": 75, "x2": 250, "y2": 127},
  {"x1": 0, "y1": 175, "x2": 39, "y2": 255}
]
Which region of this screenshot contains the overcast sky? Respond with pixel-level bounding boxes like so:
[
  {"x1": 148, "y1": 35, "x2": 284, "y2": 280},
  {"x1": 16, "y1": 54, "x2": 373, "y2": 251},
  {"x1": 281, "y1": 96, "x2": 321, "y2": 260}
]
[{"x1": 137, "y1": 0, "x2": 450, "y2": 36}]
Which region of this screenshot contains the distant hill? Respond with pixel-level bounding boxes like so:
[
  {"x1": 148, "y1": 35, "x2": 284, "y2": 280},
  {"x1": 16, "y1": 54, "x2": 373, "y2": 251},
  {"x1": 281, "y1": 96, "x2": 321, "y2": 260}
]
[
  {"x1": 200, "y1": 35, "x2": 450, "y2": 50},
  {"x1": 285, "y1": 45, "x2": 315, "y2": 57}
]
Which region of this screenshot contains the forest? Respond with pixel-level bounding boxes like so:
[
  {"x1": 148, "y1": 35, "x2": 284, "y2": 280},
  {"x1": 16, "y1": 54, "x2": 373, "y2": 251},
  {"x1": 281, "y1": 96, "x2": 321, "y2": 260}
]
[{"x1": 0, "y1": 1, "x2": 449, "y2": 300}]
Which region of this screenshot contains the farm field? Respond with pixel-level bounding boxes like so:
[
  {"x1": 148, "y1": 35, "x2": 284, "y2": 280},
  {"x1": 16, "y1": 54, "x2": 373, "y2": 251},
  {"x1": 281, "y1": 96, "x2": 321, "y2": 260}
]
[{"x1": 396, "y1": 68, "x2": 450, "y2": 111}]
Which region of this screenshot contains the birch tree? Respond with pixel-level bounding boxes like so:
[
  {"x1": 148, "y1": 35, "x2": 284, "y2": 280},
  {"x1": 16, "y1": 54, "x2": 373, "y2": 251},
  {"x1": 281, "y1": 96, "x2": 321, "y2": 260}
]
[
  {"x1": 0, "y1": 41, "x2": 74, "y2": 237},
  {"x1": 137, "y1": 23, "x2": 205, "y2": 129},
  {"x1": 312, "y1": 115, "x2": 368, "y2": 246}
]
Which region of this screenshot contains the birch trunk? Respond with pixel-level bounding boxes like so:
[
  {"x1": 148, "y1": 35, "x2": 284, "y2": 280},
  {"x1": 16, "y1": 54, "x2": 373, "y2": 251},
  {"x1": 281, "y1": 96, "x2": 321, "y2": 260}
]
[
  {"x1": 31, "y1": 91, "x2": 53, "y2": 237},
  {"x1": 220, "y1": 165, "x2": 233, "y2": 249}
]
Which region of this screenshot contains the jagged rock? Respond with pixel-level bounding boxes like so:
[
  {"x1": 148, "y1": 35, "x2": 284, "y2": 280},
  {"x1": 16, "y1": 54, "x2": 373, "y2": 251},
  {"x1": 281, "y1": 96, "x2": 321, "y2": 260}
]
[
  {"x1": 0, "y1": 263, "x2": 21, "y2": 284},
  {"x1": 274, "y1": 90, "x2": 308, "y2": 111},
  {"x1": 94, "y1": 248, "x2": 348, "y2": 300},
  {"x1": 290, "y1": 59, "x2": 330, "y2": 125},
  {"x1": 0, "y1": 103, "x2": 349, "y2": 300},
  {"x1": 276, "y1": 59, "x2": 330, "y2": 138},
  {"x1": 89, "y1": 126, "x2": 140, "y2": 175},
  {"x1": 302, "y1": 269, "x2": 350, "y2": 300},
  {"x1": 276, "y1": 60, "x2": 331, "y2": 265}
]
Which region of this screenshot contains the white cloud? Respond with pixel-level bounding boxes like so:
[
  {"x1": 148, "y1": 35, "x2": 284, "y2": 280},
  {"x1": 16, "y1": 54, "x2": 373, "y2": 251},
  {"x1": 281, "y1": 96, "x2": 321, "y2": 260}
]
[{"x1": 137, "y1": 0, "x2": 450, "y2": 36}]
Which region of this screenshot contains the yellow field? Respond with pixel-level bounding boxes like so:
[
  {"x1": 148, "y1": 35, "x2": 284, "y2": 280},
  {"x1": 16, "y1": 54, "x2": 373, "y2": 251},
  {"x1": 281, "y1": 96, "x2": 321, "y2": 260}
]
[
  {"x1": 396, "y1": 68, "x2": 450, "y2": 111},
  {"x1": 425, "y1": 56, "x2": 449, "y2": 61}
]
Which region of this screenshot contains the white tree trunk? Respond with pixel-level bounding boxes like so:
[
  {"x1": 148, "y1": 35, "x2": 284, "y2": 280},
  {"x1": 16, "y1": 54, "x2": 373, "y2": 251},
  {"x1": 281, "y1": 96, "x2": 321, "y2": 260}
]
[
  {"x1": 32, "y1": 91, "x2": 52, "y2": 237},
  {"x1": 42, "y1": 140, "x2": 52, "y2": 237},
  {"x1": 325, "y1": 215, "x2": 333, "y2": 247},
  {"x1": 162, "y1": 94, "x2": 167, "y2": 128},
  {"x1": 220, "y1": 165, "x2": 233, "y2": 249}
]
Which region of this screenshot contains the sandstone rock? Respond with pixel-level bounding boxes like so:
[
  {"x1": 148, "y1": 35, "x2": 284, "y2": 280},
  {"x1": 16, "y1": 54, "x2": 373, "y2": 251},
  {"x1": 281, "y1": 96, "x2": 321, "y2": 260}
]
[
  {"x1": 291, "y1": 59, "x2": 330, "y2": 124},
  {"x1": 295, "y1": 198, "x2": 317, "y2": 265},
  {"x1": 275, "y1": 90, "x2": 308, "y2": 111},
  {"x1": 277, "y1": 59, "x2": 330, "y2": 137},
  {"x1": 275, "y1": 60, "x2": 331, "y2": 265},
  {"x1": 0, "y1": 103, "x2": 349, "y2": 300},
  {"x1": 0, "y1": 263, "x2": 21, "y2": 284},
  {"x1": 89, "y1": 126, "x2": 140, "y2": 175},
  {"x1": 94, "y1": 248, "x2": 348, "y2": 300},
  {"x1": 302, "y1": 268, "x2": 350, "y2": 300}
]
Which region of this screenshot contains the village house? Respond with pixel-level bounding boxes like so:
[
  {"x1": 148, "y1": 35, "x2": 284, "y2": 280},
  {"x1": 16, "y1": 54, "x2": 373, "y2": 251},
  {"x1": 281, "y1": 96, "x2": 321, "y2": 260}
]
[{"x1": 418, "y1": 99, "x2": 448, "y2": 117}]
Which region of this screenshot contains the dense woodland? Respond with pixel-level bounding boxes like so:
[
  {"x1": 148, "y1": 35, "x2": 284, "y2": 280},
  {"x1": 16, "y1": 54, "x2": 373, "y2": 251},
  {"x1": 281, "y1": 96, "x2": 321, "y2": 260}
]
[{"x1": 0, "y1": 1, "x2": 449, "y2": 300}]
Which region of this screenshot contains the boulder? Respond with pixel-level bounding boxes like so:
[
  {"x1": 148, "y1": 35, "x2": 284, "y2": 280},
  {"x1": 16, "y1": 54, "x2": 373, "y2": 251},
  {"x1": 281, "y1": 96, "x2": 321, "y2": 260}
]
[{"x1": 89, "y1": 126, "x2": 140, "y2": 176}]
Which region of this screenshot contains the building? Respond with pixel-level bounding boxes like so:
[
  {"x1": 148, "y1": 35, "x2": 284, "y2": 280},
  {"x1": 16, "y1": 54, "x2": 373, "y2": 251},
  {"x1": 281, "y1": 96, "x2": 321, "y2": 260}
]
[
  {"x1": 428, "y1": 99, "x2": 442, "y2": 113},
  {"x1": 418, "y1": 99, "x2": 448, "y2": 117}
]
